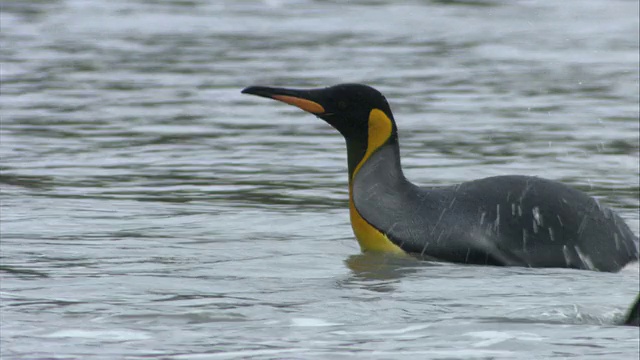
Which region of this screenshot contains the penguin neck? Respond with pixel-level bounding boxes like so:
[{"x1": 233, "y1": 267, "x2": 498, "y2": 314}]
[
  {"x1": 347, "y1": 134, "x2": 406, "y2": 187},
  {"x1": 346, "y1": 138, "x2": 367, "y2": 180},
  {"x1": 345, "y1": 134, "x2": 409, "y2": 254}
]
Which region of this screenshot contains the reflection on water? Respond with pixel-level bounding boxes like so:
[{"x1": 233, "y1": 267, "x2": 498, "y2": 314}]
[
  {"x1": 345, "y1": 253, "x2": 419, "y2": 277},
  {"x1": 340, "y1": 253, "x2": 453, "y2": 292}
]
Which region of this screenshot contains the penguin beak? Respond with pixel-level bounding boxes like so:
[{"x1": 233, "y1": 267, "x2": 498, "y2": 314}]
[{"x1": 241, "y1": 86, "x2": 326, "y2": 114}]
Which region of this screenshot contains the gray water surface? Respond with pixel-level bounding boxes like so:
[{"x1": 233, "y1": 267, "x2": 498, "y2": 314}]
[{"x1": 1, "y1": 0, "x2": 639, "y2": 359}]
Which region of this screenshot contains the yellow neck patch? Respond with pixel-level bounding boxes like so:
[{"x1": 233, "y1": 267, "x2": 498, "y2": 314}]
[{"x1": 348, "y1": 109, "x2": 404, "y2": 254}]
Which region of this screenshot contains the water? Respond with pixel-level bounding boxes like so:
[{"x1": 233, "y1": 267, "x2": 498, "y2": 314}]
[{"x1": 1, "y1": 0, "x2": 639, "y2": 359}]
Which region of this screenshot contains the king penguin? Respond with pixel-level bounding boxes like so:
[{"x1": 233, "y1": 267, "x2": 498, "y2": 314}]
[{"x1": 241, "y1": 84, "x2": 639, "y2": 272}]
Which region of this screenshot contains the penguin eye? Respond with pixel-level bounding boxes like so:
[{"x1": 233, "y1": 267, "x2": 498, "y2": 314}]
[{"x1": 338, "y1": 101, "x2": 348, "y2": 110}]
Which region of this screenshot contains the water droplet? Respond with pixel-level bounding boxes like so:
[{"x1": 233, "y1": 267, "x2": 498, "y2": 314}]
[
  {"x1": 532, "y1": 206, "x2": 543, "y2": 226},
  {"x1": 574, "y1": 245, "x2": 595, "y2": 270},
  {"x1": 562, "y1": 245, "x2": 571, "y2": 266}
]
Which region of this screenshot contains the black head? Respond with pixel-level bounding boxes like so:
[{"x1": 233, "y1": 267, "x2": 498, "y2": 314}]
[
  {"x1": 242, "y1": 83, "x2": 400, "y2": 178},
  {"x1": 241, "y1": 83, "x2": 397, "y2": 140}
]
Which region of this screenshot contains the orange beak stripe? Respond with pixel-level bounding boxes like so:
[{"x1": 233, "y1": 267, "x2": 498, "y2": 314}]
[{"x1": 272, "y1": 95, "x2": 325, "y2": 114}]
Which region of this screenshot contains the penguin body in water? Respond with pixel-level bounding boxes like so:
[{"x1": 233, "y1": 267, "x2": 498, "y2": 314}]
[{"x1": 242, "y1": 84, "x2": 639, "y2": 272}]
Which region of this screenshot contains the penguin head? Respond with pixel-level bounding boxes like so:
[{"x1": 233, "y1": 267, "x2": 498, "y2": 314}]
[{"x1": 241, "y1": 83, "x2": 397, "y2": 142}]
